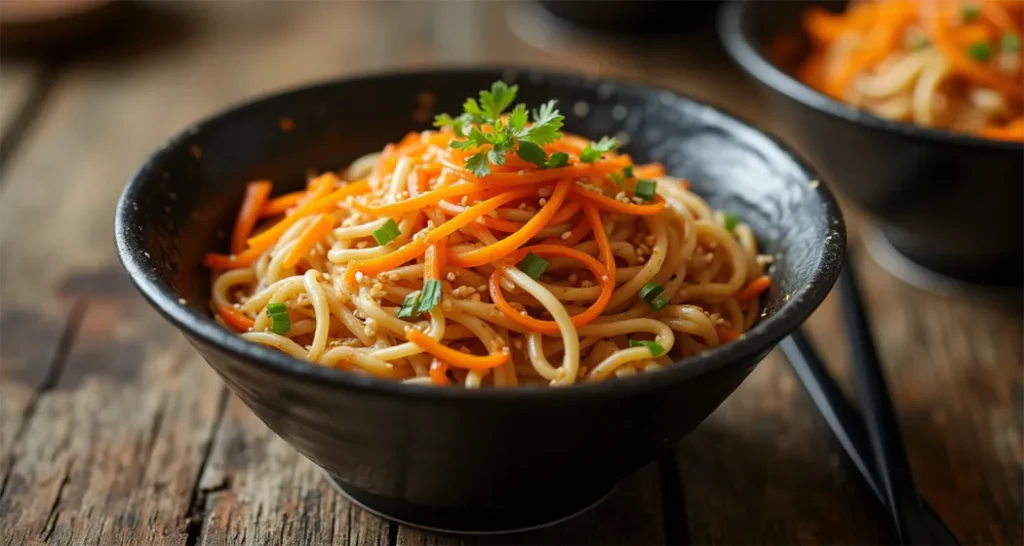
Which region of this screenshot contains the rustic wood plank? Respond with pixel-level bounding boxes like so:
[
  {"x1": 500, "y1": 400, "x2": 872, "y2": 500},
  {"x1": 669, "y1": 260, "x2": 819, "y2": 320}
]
[
  {"x1": 0, "y1": 275, "x2": 225, "y2": 546},
  {"x1": 676, "y1": 346, "x2": 891, "y2": 545},
  {"x1": 801, "y1": 249, "x2": 1024, "y2": 545},
  {"x1": 396, "y1": 463, "x2": 666, "y2": 546},
  {"x1": 195, "y1": 396, "x2": 392, "y2": 546}
]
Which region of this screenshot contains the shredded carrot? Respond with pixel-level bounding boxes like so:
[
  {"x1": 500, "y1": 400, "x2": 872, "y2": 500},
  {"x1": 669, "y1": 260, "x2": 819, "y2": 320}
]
[
  {"x1": 716, "y1": 325, "x2": 741, "y2": 344},
  {"x1": 427, "y1": 186, "x2": 538, "y2": 243},
  {"x1": 218, "y1": 306, "x2": 254, "y2": 332},
  {"x1": 489, "y1": 243, "x2": 613, "y2": 334},
  {"x1": 406, "y1": 329, "x2": 510, "y2": 370},
  {"x1": 429, "y1": 358, "x2": 450, "y2": 385},
  {"x1": 568, "y1": 185, "x2": 666, "y2": 216},
  {"x1": 346, "y1": 238, "x2": 430, "y2": 283},
  {"x1": 353, "y1": 181, "x2": 491, "y2": 216},
  {"x1": 204, "y1": 246, "x2": 264, "y2": 270},
  {"x1": 282, "y1": 214, "x2": 336, "y2": 269},
  {"x1": 230, "y1": 181, "x2": 272, "y2": 254},
  {"x1": 735, "y1": 275, "x2": 772, "y2": 302},
  {"x1": 260, "y1": 191, "x2": 305, "y2": 218},
  {"x1": 447, "y1": 179, "x2": 572, "y2": 268},
  {"x1": 247, "y1": 179, "x2": 369, "y2": 253},
  {"x1": 981, "y1": 117, "x2": 1024, "y2": 140},
  {"x1": 632, "y1": 163, "x2": 665, "y2": 179},
  {"x1": 424, "y1": 238, "x2": 446, "y2": 282}
]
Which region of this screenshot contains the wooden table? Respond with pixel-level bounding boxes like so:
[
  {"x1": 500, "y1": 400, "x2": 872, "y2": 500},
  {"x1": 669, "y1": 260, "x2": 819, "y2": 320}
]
[{"x1": 1, "y1": 2, "x2": 1020, "y2": 544}]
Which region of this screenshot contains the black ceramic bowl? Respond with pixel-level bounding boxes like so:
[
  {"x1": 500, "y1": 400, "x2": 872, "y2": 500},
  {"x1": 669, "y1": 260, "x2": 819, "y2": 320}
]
[
  {"x1": 720, "y1": 0, "x2": 1024, "y2": 290},
  {"x1": 114, "y1": 68, "x2": 844, "y2": 533},
  {"x1": 537, "y1": 0, "x2": 718, "y2": 34}
]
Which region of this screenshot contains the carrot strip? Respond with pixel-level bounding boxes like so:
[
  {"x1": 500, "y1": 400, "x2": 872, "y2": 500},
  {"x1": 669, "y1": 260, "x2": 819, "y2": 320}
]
[
  {"x1": 489, "y1": 243, "x2": 613, "y2": 334},
  {"x1": 424, "y1": 238, "x2": 447, "y2": 282},
  {"x1": 353, "y1": 181, "x2": 489, "y2": 216},
  {"x1": 429, "y1": 358, "x2": 450, "y2": 385},
  {"x1": 541, "y1": 215, "x2": 591, "y2": 246},
  {"x1": 231, "y1": 181, "x2": 273, "y2": 254},
  {"x1": 204, "y1": 246, "x2": 264, "y2": 270},
  {"x1": 427, "y1": 186, "x2": 537, "y2": 243},
  {"x1": 345, "y1": 238, "x2": 430, "y2": 283},
  {"x1": 406, "y1": 329, "x2": 509, "y2": 370},
  {"x1": 632, "y1": 163, "x2": 665, "y2": 179},
  {"x1": 260, "y1": 191, "x2": 305, "y2": 218},
  {"x1": 716, "y1": 324, "x2": 741, "y2": 343},
  {"x1": 447, "y1": 179, "x2": 572, "y2": 268},
  {"x1": 282, "y1": 214, "x2": 336, "y2": 268},
  {"x1": 219, "y1": 306, "x2": 254, "y2": 332},
  {"x1": 247, "y1": 179, "x2": 369, "y2": 253},
  {"x1": 735, "y1": 275, "x2": 772, "y2": 302},
  {"x1": 568, "y1": 185, "x2": 666, "y2": 216}
]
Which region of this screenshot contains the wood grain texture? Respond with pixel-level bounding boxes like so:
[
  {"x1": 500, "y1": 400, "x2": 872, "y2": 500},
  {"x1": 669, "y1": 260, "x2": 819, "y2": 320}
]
[{"x1": 0, "y1": 1, "x2": 1021, "y2": 544}]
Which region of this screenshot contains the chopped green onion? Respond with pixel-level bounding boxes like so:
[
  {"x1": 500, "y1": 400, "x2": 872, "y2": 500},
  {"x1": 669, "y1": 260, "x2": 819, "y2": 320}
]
[
  {"x1": 517, "y1": 251, "x2": 550, "y2": 279},
  {"x1": 960, "y1": 3, "x2": 980, "y2": 22},
  {"x1": 267, "y1": 302, "x2": 290, "y2": 334},
  {"x1": 638, "y1": 282, "x2": 664, "y2": 302},
  {"x1": 623, "y1": 165, "x2": 634, "y2": 179},
  {"x1": 722, "y1": 211, "x2": 740, "y2": 232},
  {"x1": 373, "y1": 218, "x2": 401, "y2": 245},
  {"x1": 415, "y1": 279, "x2": 442, "y2": 314},
  {"x1": 635, "y1": 180, "x2": 657, "y2": 201},
  {"x1": 608, "y1": 172, "x2": 624, "y2": 186},
  {"x1": 397, "y1": 292, "x2": 421, "y2": 319},
  {"x1": 1002, "y1": 33, "x2": 1021, "y2": 53},
  {"x1": 630, "y1": 339, "x2": 665, "y2": 357},
  {"x1": 967, "y1": 41, "x2": 992, "y2": 61},
  {"x1": 649, "y1": 294, "x2": 671, "y2": 311}
]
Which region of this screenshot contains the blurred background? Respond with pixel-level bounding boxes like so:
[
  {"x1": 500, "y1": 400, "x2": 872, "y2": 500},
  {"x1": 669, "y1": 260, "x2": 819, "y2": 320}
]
[{"x1": 0, "y1": 1, "x2": 1020, "y2": 545}]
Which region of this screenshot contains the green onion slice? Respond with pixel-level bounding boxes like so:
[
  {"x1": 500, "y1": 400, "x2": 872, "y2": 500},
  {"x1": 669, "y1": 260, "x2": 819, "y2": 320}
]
[
  {"x1": 517, "y1": 251, "x2": 550, "y2": 280},
  {"x1": 961, "y1": 3, "x2": 980, "y2": 22},
  {"x1": 635, "y1": 180, "x2": 657, "y2": 201},
  {"x1": 267, "y1": 302, "x2": 290, "y2": 334},
  {"x1": 638, "y1": 282, "x2": 664, "y2": 302},
  {"x1": 373, "y1": 218, "x2": 402, "y2": 245},
  {"x1": 630, "y1": 339, "x2": 666, "y2": 357},
  {"x1": 967, "y1": 41, "x2": 992, "y2": 61},
  {"x1": 722, "y1": 211, "x2": 740, "y2": 232}
]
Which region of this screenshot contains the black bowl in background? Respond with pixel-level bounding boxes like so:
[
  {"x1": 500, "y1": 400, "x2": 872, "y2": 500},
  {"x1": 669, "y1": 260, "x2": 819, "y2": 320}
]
[
  {"x1": 114, "y1": 68, "x2": 844, "y2": 533},
  {"x1": 537, "y1": 0, "x2": 719, "y2": 34},
  {"x1": 719, "y1": 0, "x2": 1024, "y2": 290}
]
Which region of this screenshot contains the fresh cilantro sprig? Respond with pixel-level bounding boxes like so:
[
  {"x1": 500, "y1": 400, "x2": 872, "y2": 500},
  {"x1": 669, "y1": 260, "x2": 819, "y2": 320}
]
[
  {"x1": 580, "y1": 136, "x2": 621, "y2": 163},
  {"x1": 433, "y1": 81, "x2": 567, "y2": 177}
]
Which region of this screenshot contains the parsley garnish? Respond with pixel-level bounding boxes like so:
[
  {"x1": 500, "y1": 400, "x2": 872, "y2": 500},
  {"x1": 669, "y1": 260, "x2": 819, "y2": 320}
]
[
  {"x1": 433, "y1": 81, "x2": 567, "y2": 177},
  {"x1": 580, "y1": 136, "x2": 621, "y2": 163}
]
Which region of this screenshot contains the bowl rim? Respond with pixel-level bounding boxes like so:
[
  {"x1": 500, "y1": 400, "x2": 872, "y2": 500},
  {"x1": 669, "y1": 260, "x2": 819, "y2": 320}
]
[
  {"x1": 717, "y1": 0, "x2": 1023, "y2": 152},
  {"x1": 114, "y1": 66, "x2": 847, "y2": 403}
]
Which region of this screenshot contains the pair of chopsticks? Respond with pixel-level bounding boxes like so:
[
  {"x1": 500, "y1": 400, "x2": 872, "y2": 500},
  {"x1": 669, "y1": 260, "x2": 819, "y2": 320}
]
[{"x1": 779, "y1": 259, "x2": 959, "y2": 545}]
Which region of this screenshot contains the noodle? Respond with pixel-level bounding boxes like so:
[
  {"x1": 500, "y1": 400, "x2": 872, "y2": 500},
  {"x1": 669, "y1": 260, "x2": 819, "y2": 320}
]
[
  {"x1": 792, "y1": 0, "x2": 1024, "y2": 140},
  {"x1": 205, "y1": 83, "x2": 773, "y2": 388}
]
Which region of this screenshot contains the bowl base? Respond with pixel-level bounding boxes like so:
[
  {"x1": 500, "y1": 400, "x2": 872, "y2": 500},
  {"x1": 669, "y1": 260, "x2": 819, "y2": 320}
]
[
  {"x1": 322, "y1": 470, "x2": 618, "y2": 535},
  {"x1": 867, "y1": 227, "x2": 1022, "y2": 303}
]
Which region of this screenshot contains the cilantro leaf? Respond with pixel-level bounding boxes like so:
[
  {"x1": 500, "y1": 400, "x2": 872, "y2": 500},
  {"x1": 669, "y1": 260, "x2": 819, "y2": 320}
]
[
  {"x1": 516, "y1": 141, "x2": 548, "y2": 168},
  {"x1": 580, "y1": 136, "x2": 620, "y2": 163},
  {"x1": 521, "y1": 100, "x2": 564, "y2": 145},
  {"x1": 487, "y1": 148, "x2": 507, "y2": 167},
  {"x1": 479, "y1": 81, "x2": 518, "y2": 120},
  {"x1": 465, "y1": 152, "x2": 492, "y2": 177},
  {"x1": 546, "y1": 152, "x2": 569, "y2": 168},
  {"x1": 508, "y1": 104, "x2": 528, "y2": 134}
]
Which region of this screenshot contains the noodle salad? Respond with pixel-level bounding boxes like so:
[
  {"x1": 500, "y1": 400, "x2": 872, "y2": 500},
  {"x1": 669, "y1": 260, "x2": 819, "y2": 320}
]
[
  {"x1": 205, "y1": 82, "x2": 772, "y2": 387},
  {"x1": 793, "y1": 0, "x2": 1023, "y2": 140}
]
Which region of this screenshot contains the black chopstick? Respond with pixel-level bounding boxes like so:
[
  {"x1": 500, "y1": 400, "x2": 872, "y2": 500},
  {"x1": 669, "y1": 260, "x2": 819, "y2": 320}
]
[
  {"x1": 839, "y1": 260, "x2": 932, "y2": 544},
  {"x1": 779, "y1": 332, "x2": 959, "y2": 544}
]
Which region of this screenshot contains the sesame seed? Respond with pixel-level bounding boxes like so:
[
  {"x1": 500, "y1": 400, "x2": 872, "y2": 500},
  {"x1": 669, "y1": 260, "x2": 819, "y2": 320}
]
[
  {"x1": 538, "y1": 187, "x2": 552, "y2": 197},
  {"x1": 560, "y1": 231, "x2": 572, "y2": 240},
  {"x1": 539, "y1": 198, "x2": 548, "y2": 206},
  {"x1": 178, "y1": 298, "x2": 187, "y2": 305},
  {"x1": 446, "y1": 272, "x2": 456, "y2": 282}
]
